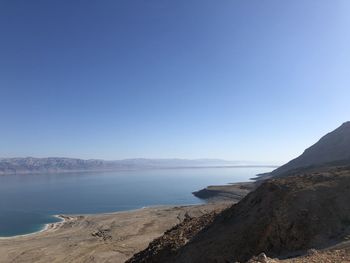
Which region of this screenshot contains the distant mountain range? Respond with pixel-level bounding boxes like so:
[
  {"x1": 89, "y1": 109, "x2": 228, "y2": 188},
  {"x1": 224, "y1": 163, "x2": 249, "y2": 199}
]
[
  {"x1": 262, "y1": 121, "x2": 350, "y2": 178},
  {"x1": 0, "y1": 158, "x2": 272, "y2": 175},
  {"x1": 3, "y1": 122, "x2": 349, "y2": 177}
]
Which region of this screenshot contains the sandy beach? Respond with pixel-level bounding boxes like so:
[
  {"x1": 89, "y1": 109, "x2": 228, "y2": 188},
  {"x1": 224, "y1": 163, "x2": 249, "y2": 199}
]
[{"x1": 0, "y1": 203, "x2": 230, "y2": 263}]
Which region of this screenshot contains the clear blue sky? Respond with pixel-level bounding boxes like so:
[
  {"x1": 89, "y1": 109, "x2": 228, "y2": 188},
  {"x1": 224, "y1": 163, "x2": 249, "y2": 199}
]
[{"x1": 0, "y1": 0, "x2": 349, "y2": 163}]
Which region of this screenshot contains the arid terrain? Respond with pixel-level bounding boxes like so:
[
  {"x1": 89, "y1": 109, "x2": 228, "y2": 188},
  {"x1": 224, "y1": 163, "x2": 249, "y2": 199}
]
[
  {"x1": 2, "y1": 123, "x2": 350, "y2": 263},
  {"x1": 247, "y1": 247, "x2": 350, "y2": 262},
  {"x1": 0, "y1": 203, "x2": 229, "y2": 263},
  {"x1": 3, "y1": 167, "x2": 350, "y2": 263},
  {"x1": 192, "y1": 181, "x2": 257, "y2": 202},
  {"x1": 125, "y1": 123, "x2": 350, "y2": 262},
  {"x1": 128, "y1": 166, "x2": 350, "y2": 263}
]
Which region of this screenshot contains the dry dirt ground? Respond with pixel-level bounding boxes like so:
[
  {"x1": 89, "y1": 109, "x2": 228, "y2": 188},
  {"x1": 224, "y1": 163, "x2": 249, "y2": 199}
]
[
  {"x1": 282, "y1": 249, "x2": 350, "y2": 263},
  {"x1": 249, "y1": 248, "x2": 350, "y2": 263},
  {"x1": 0, "y1": 203, "x2": 228, "y2": 263}
]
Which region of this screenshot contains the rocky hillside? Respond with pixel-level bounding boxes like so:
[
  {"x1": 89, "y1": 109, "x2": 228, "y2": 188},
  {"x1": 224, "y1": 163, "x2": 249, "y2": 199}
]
[
  {"x1": 126, "y1": 211, "x2": 219, "y2": 263},
  {"x1": 266, "y1": 122, "x2": 350, "y2": 178},
  {"x1": 128, "y1": 166, "x2": 350, "y2": 262}
]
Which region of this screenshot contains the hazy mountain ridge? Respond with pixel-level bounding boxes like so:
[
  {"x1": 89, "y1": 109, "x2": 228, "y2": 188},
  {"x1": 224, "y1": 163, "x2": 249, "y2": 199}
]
[{"x1": 0, "y1": 157, "x2": 262, "y2": 175}]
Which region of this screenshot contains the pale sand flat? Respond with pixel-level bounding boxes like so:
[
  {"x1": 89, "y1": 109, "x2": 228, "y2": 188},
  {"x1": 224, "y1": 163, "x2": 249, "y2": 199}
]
[{"x1": 0, "y1": 203, "x2": 230, "y2": 263}]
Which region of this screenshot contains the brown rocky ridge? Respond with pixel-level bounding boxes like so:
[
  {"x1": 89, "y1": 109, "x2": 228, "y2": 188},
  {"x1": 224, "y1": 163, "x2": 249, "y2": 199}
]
[
  {"x1": 128, "y1": 165, "x2": 350, "y2": 263},
  {"x1": 264, "y1": 121, "x2": 350, "y2": 179}
]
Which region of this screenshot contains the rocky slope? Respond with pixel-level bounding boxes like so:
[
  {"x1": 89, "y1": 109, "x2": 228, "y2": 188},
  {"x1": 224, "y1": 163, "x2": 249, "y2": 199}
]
[
  {"x1": 266, "y1": 121, "x2": 350, "y2": 178},
  {"x1": 128, "y1": 166, "x2": 350, "y2": 262},
  {"x1": 126, "y1": 211, "x2": 220, "y2": 263},
  {"x1": 245, "y1": 248, "x2": 350, "y2": 263}
]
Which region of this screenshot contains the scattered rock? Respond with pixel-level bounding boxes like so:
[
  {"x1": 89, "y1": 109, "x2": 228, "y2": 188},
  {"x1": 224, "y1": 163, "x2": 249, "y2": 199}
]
[
  {"x1": 91, "y1": 228, "x2": 112, "y2": 241},
  {"x1": 126, "y1": 211, "x2": 218, "y2": 263},
  {"x1": 247, "y1": 253, "x2": 278, "y2": 263},
  {"x1": 306, "y1": 248, "x2": 318, "y2": 256},
  {"x1": 257, "y1": 253, "x2": 268, "y2": 263}
]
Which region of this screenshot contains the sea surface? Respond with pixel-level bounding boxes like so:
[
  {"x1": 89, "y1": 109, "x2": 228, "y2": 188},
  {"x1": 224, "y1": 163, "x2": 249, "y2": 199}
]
[{"x1": 0, "y1": 167, "x2": 273, "y2": 237}]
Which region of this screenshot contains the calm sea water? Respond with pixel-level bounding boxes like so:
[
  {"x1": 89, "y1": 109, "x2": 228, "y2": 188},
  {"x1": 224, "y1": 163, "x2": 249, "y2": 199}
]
[{"x1": 0, "y1": 167, "x2": 273, "y2": 237}]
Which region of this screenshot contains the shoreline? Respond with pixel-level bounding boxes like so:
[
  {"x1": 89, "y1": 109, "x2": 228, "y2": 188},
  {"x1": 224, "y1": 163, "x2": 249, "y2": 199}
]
[
  {"x1": 193, "y1": 181, "x2": 257, "y2": 202},
  {"x1": 0, "y1": 203, "x2": 208, "y2": 240},
  {"x1": 0, "y1": 202, "x2": 229, "y2": 263},
  {"x1": 0, "y1": 172, "x2": 261, "y2": 262},
  {"x1": 0, "y1": 215, "x2": 67, "y2": 240},
  {"x1": 0, "y1": 180, "x2": 252, "y2": 240}
]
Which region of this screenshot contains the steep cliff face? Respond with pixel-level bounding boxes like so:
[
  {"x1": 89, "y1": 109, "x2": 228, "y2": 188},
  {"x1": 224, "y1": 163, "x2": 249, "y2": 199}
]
[
  {"x1": 268, "y1": 122, "x2": 350, "y2": 178},
  {"x1": 129, "y1": 166, "x2": 350, "y2": 263}
]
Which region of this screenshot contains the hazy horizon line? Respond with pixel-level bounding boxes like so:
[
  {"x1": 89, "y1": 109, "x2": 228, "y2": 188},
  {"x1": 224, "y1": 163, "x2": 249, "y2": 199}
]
[{"x1": 0, "y1": 156, "x2": 282, "y2": 164}]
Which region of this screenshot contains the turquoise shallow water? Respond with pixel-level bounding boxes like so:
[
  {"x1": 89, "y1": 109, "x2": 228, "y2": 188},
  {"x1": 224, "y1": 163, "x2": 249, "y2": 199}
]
[{"x1": 0, "y1": 167, "x2": 273, "y2": 237}]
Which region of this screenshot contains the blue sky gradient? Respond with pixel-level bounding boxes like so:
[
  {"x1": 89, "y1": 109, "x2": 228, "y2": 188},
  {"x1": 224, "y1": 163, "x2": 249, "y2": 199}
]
[{"x1": 0, "y1": 0, "x2": 349, "y2": 163}]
